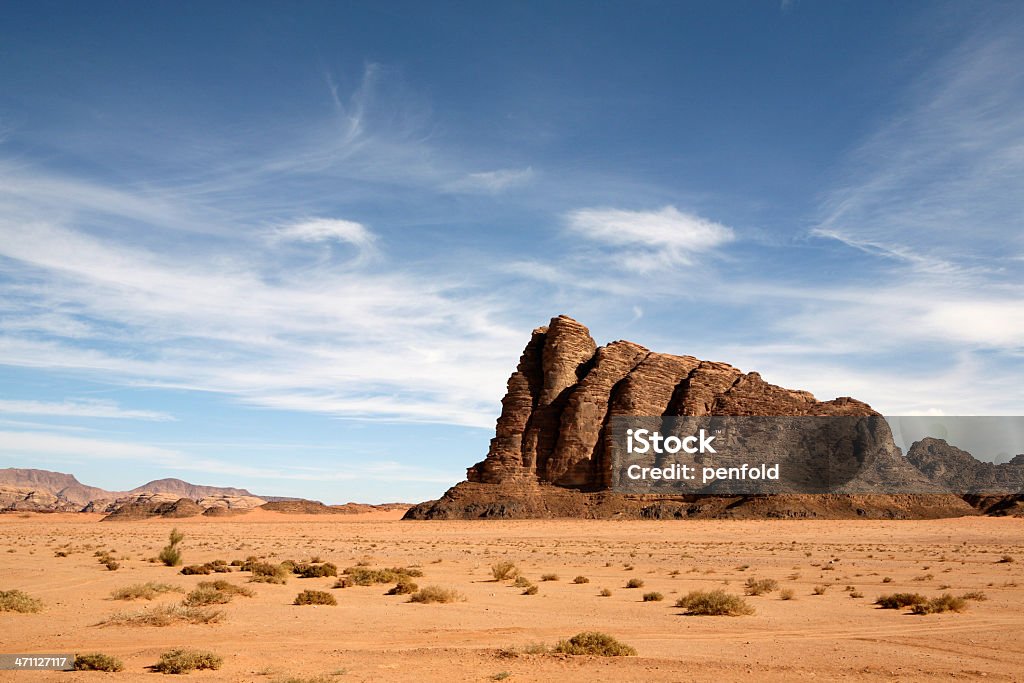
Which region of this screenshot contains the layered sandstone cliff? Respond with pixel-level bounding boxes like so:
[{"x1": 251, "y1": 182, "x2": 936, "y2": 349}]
[{"x1": 405, "y1": 315, "x2": 979, "y2": 520}]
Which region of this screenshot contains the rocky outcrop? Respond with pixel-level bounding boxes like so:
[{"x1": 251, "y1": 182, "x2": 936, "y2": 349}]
[
  {"x1": 906, "y1": 438, "x2": 1024, "y2": 494},
  {"x1": 406, "y1": 315, "x2": 979, "y2": 520},
  {"x1": 0, "y1": 485, "x2": 80, "y2": 512}
]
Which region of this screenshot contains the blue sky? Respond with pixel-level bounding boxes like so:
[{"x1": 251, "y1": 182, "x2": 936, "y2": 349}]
[{"x1": 1, "y1": 1, "x2": 1021, "y2": 503}]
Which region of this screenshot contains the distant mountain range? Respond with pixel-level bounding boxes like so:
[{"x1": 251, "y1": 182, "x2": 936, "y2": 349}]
[{"x1": 0, "y1": 468, "x2": 409, "y2": 518}]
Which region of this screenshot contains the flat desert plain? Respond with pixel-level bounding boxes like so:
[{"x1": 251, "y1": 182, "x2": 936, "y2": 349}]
[{"x1": 1, "y1": 511, "x2": 1022, "y2": 681}]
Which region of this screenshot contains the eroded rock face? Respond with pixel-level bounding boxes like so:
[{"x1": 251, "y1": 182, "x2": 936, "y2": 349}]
[
  {"x1": 407, "y1": 315, "x2": 978, "y2": 520},
  {"x1": 907, "y1": 438, "x2": 1024, "y2": 494}
]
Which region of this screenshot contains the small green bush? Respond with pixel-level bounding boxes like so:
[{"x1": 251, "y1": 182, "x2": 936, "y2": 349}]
[
  {"x1": 553, "y1": 632, "x2": 636, "y2": 657},
  {"x1": 293, "y1": 590, "x2": 337, "y2": 606},
  {"x1": 675, "y1": 590, "x2": 754, "y2": 616},
  {"x1": 409, "y1": 585, "x2": 464, "y2": 604},
  {"x1": 158, "y1": 529, "x2": 184, "y2": 567},
  {"x1": 0, "y1": 589, "x2": 43, "y2": 613},
  {"x1": 153, "y1": 648, "x2": 222, "y2": 674},
  {"x1": 74, "y1": 653, "x2": 123, "y2": 672}
]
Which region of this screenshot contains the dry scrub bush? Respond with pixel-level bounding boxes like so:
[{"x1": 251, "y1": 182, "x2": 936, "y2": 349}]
[
  {"x1": 294, "y1": 590, "x2": 337, "y2": 606},
  {"x1": 522, "y1": 584, "x2": 538, "y2": 595},
  {"x1": 295, "y1": 562, "x2": 337, "y2": 578},
  {"x1": 111, "y1": 582, "x2": 183, "y2": 601},
  {"x1": 409, "y1": 585, "x2": 464, "y2": 604},
  {"x1": 101, "y1": 604, "x2": 223, "y2": 626},
  {"x1": 779, "y1": 588, "x2": 795, "y2": 600},
  {"x1": 573, "y1": 576, "x2": 590, "y2": 584},
  {"x1": 744, "y1": 578, "x2": 779, "y2": 596},
  {"x1": 961, "y1": 590, "x2": 988, "y2": 601},
  {"x1": 625, "y1": 578, "x2": 645, "y2": 589},
  {"x1": 812, "y1": 584, "x2": 828, "y2": 595},
  {"x1": 153, "y1": 649, "x2": 222, "y2": 673},
  {"x1": 675, "y1": 590, "x2": 754, "y2": 616},
  {"x1": 513, "y1": 576, "x2": 532, "y2": 588},
  {"x1": 74, "y1": 653, "x2": 123, "y2": 672},
  {"x1": 599, "y1": 588, "x2": 613, "y2": 597},
  {"x1": 0, "y1": 589, "x2": 43, "y2": 613},
  {"x1": 541, "y1": 573, "x2": 559, "y2": 582},
  {"x1": 491, "y1": 561, "x2": 519, "y2": 581},
  {"x1": 875, "y1": 593, "x2": 927, "y2": 609},
  {"x1": 342, "y1": 566, "x2": 422, "y2": 586},
  {"x1": 250, "y1": 562, "x2": 290, "y2": 584},
  {"x1": 386, "y1": 579, "x2": 419, "y2": 595},
  {"x1": 553, "y1": 632, "x2": 637, "y2": 657},
  {"x1": 911, "y1": 594, "x2": 967, "y2": 614},
  {"x1": 180, "y1": 564, "x2": 213, "y2": 575},
  {"x1": 642, "y1": 592, "x2": 664, "y2": 602}
]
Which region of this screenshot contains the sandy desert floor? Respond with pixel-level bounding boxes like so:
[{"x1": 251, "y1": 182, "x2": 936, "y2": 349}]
[{"x1": 1, "y1": 511, "x2": 1022, "y2": 682}]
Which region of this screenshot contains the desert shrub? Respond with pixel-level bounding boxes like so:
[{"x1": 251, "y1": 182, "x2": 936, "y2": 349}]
[
  {"x1": 0, "y1": 589, "x2": 43, "y2": 613},
  {"x1": 599, "y1": 588, "x2": 612, "y2": 597},
  {"x1": 540, "y1": 573, "x2": 559, "y2": 582},
  {"x1": 153, "y1": 649, "x2": 222, "y2": 674},
  {"x1": 882, "y1": 576, "x2": 893, "y2": 583},
  {"x1": 812, "y1": 584, "x2": 828, "y2": 595},
  {"x1": 74, "y1": 653, "x2": 123, "y2": 672},
  {"x1": 553, "y1": 632, "x2": 636, "y2": 657},
  {"x1": 180, "y1": 564, "x2": 213, "y2": 575},
  {"x1": 158, "y1": 529, "x2": 184, "y2": 567},
  {"x1": 250, "y1": 562, "x2": 289, "y2": 584},
  {"x1": 342, "y1": 566, "x2": 421, "y2": 586},
  {"x1": 911, "y1": 594, "x2": 968, "y2": 615},
  {"x1": 512, "y1": 576, "x2": 532, "y2": 588},
  {"x1": 103, "y1": 558, "x2": 120, "y2": 571},
  {"x1": 875, "y1": 593, "x2": 928, "y2": 609},
  {"x1": 642, "y1": 592, "x2": 664, "y2": 602},
  {"x1": 522, "y1": 584, "x2": 538, "y2": 595},
  {"x1": 779, "y1": 588, "x2": 795, "y2": 600},
  {"x1": 296, "y1": 562, "x2": 337, "y2": 578},
  {"x1": 491, "y1": 561, "x2": 519, "y2": 581},
  {"x1": 111, "y1": 582, "x2": 183, "y2": 601},
  {"x1": 573, "y1": 575, "x2": 590, "y2": 584},
  {"x1": 293, "y1": 590, "x2": 337, "y2": 606},
  {"x1": 386, "y1": 578, "x2": 418, "y2": 595},
  {"x1": 997, "y1": 555, "x2": 1014, "y2": 563},
  {"x1": 961, "y1": 590, "x2": 988, "y2": 601},
  {"x1": 183, "y1": 586, "x2": 232, "y2": 606},
  {"x1": 675, "y1": 590, "x2": 754, "y2": 616},
  {"x1": 625, "y1": 578, "x2": 645, "y2": 589},
  {"x1": 196, "y1": 580, "x2": 254, "y2": 597},
  {"x1": 744, "y1": 578, "x2": 779, "y2": 596},
  {"x1": 101, "y1": 604, "x2": 223, "y2": 626},
  {"x1": 850, "y1": 590, "x2": 864, "y2": 598},
  {"x1": 409, "y1": 585, "x2": 464, "y2": 604}
]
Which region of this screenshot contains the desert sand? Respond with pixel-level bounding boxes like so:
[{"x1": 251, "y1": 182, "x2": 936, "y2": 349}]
[{"x1": 1, "y1": 511, "x2": 1022, "y2": 681}]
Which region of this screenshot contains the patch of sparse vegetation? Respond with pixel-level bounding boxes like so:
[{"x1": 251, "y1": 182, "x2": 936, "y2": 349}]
[
  {"x1": 522, "y1": 584, "x2": 538, "y2": 595},
  {"x1": 642, "y1": 591, "x2": 664, "y2": 602},
  {"x1": 491, "y1": 561, "x2": 519, "y2": 581},
  {"x1": 812, "y1": 584, "x2": 828, "y2": 595},
  {"x1": 552, "y1": 632, "x2": 637, "y2": 657},
  {"x1": 911, "y1": 594, "x2": 967, "y2": 615},
  {"x1": 386, "y1": 578, "x2": 419, "y2": 595},
  {"x1": 409, "y1": 585, "x2": 464, "y2": 604},
  {"x1": 675, "y1": 590, "x2": 754, "y2": 616},
  {"x1": 249, "y1": 562, "x2": 290, "y2": 584},
  {"x1": 341, "y1": 565, "x2": 422, "y2": 586},
  {"x1": 0, "y1": 589, "x2": 43, "y2": 613},
  {"x1": 101, "y1": 604, "x2": 224, "y2": 626},
  {"x1": 512, "y1": 575, "x2": 532, "y2": 588},
  {"x1": 540, "y1": 573, "x2": 559, "y2": 582},
  {"x1": 295, "y1": 562, "x2": 337, "y2": 578},
  {"x1": 599, "y1": 588, "x2": 612, "y2": 597},
  {"x1": 779, "y1": 588, "x2": 795, "y2": 600},
  {"x1": 875, "y1": 593, "x2": 928, "y2": 609},
  {"x1": 111, "y1": 582, "x2": 183, "y2": 601},
  {"x1": 153, "y1": 649, "x2": 222, "y2": 674},
  {"x1": 573, "y1": 575, "x2": 590, "y2": 584},
  {"x1": 74, "y1": 653, "x2": 123, "y2": 672},
  {"x1": 961, "y1": 590, "x2": 988, "y2": 601},
  {"x1": 293, "y1": 590, "x2": 337, "y2": 606},
  {"x1": 158, "y1": 528, "x2": 184, "y2": 567},
  {"x1": 180, "y1": 564, "x2": 213, "y2": 575},
  {"x1": 744, "y1": 578, "x2": 779, "y2": 596}
]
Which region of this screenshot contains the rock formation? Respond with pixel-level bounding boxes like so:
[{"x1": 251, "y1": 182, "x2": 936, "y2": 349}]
[
  {"x1": 906, "y1": 438, "x2": 1024, "y2": 494},
  {"x1": 405, "y1": 315, "x2": 983, "y2": 520}
]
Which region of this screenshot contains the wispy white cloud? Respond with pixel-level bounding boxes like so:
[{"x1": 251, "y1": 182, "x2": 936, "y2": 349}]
[
  {"x1": 444, "y1": 166, "x2": 535, "y2": 194},
  {"x1": 0, "y1": 399, "x2": 174, "y2": 422},
  {"x1": 566, "y1": 205, "x2": 734, "y2": 272}
]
